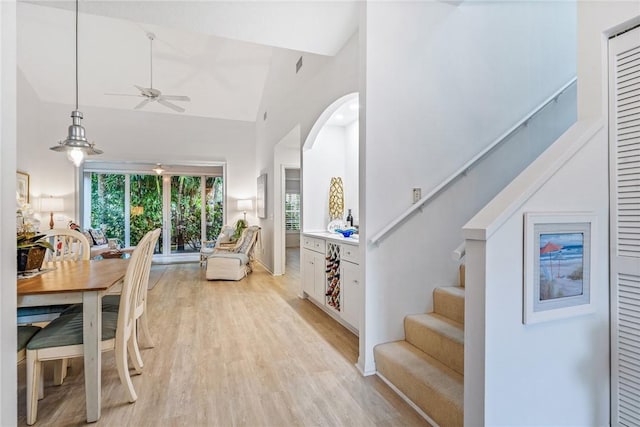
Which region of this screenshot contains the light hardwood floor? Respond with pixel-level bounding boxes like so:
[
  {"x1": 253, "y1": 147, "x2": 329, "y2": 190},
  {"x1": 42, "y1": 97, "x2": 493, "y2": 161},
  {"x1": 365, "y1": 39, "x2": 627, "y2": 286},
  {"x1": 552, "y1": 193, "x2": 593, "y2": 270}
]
[{"x1": 17, "y1": 249, "x2": 429, "y2": 426}]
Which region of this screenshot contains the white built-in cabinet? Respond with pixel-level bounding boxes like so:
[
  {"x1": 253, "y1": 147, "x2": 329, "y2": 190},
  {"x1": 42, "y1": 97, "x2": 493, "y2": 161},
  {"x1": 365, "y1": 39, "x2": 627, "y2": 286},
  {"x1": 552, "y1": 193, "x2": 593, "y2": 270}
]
[
  {"x1": 301, "y1": 244, "x2": 326, "y2": 302},
  {"x1": 301, "y1": 233, "x2": 361, "y2": 334}
]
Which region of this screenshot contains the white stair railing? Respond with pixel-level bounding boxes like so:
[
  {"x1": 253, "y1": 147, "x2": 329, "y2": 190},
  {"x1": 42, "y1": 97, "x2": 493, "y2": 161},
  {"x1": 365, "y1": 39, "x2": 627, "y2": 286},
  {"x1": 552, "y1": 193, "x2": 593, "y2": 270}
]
[
  {"x1": 452, "y1": 241, "x2": 466, "y2": 262},
  {"x1": 369, "y1": 76, "x2": 577, "y2": 246}
]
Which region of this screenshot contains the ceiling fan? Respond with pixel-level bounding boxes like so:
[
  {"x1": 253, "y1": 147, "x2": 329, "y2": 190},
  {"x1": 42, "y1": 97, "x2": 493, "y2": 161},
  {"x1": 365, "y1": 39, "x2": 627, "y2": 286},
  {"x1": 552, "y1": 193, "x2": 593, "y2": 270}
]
[{"x1": 105, "y1": 33, "x2": 190, "y2": 113}]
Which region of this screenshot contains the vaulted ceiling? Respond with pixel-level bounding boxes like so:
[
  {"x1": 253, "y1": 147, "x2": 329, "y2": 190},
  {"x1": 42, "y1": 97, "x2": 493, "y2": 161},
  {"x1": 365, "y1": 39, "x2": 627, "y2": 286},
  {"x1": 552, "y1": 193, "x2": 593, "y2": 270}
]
[{"x1": 18, "y1": 1, "x2": 359, "y2": 121}]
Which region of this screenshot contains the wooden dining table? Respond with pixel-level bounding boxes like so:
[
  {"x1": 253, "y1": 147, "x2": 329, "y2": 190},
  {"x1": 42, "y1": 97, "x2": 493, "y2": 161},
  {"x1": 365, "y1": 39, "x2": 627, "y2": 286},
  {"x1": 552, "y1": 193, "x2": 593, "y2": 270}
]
[{"x1": 17, "y1": 258, "x2": 129, "y2": 423}]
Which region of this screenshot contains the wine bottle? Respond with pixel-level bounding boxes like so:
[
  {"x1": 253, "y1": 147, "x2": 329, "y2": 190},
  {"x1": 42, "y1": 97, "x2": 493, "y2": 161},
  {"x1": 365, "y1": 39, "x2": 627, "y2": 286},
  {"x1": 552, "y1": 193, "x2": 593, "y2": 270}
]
[{"x1": 346, "y1": 209, "x2": 353, "y2": 227}]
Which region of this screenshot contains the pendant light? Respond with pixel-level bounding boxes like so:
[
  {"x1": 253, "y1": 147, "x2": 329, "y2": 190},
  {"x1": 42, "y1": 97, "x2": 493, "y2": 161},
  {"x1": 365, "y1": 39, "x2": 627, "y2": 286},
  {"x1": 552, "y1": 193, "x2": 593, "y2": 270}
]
[{"x1": 50, "y1": 0, "x2": 102, "y2": 167}]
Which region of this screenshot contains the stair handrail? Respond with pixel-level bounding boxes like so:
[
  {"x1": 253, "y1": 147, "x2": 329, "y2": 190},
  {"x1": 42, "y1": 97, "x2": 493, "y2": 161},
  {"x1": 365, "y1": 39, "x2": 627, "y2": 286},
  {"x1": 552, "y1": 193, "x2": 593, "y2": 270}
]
[
  {"x1": 368, "y1": 76, "x2": 577, "y2": 246},
  {"x1": 452, "y1": 241, "x2": 465, "y2": 262}
]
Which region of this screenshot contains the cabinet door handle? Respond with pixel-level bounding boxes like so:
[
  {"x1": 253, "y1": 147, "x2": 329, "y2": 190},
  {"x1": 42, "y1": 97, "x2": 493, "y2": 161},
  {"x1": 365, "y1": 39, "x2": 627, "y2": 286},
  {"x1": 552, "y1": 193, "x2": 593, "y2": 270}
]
[{"x1": 353, "y1": 280, "x2": 359, "y2": 284}]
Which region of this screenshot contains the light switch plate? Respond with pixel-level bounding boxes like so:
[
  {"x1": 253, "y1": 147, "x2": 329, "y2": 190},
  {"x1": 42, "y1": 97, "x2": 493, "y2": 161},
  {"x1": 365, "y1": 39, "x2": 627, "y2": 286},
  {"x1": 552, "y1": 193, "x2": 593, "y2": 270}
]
[{"x1": 413, "y1": 188, "x2": 421, "y2": 203}]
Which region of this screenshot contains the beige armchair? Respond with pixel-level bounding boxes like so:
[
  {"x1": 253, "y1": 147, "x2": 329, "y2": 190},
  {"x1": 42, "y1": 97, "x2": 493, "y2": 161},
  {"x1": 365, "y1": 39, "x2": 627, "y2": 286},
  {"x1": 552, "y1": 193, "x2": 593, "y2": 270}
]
[{"x1": 205, "y1": 225, "x2": 261, "y2": 281}]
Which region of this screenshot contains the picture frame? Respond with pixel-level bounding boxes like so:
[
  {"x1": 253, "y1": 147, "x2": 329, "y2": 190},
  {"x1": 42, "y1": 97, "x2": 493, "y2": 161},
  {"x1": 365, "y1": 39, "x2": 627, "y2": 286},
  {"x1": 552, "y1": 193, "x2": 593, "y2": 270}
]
[
  {"x1": 523, "y1": 212, "x2": 596, "y2": 324},
  {"x1": 17, "y1": 171, "x2": 30, "y2": 205},
  {"x1": 257, "y1": 173, "x2": 267, "y2": 219}
]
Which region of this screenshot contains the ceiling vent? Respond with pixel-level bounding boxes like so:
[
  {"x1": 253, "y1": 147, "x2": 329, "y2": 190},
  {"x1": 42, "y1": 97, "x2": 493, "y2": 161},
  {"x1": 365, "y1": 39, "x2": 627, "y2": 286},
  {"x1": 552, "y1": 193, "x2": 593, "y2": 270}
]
[{"x1": 296, "y1": 56, "x2": 303, "y2": 73}]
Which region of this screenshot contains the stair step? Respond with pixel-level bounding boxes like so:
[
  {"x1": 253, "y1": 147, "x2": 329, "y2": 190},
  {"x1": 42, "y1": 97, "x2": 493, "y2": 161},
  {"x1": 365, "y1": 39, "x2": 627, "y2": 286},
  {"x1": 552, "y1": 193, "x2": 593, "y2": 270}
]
[
  {"x1": 459, "y1": 264, "x2": 465, "y2": 288},
  {"x1": 434, "y1": 286, "x2": 465, "y2": 324},
  {"x1": 375, "y1": 340, "x2": 463, "y2": 427},
  {"x1": 405, "y1": 313, "x2": 464, "y2": 375}
]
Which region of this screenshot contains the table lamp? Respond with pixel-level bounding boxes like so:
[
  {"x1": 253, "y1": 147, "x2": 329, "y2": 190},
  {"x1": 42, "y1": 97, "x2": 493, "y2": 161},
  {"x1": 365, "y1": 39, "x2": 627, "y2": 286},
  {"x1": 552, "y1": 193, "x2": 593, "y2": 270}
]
[
  {"x1": 40, "y1": 197, "x2": 64, "y2": 229},
  {"x1": 237, "y1": 199, "x2": 253, "y2": 223}
]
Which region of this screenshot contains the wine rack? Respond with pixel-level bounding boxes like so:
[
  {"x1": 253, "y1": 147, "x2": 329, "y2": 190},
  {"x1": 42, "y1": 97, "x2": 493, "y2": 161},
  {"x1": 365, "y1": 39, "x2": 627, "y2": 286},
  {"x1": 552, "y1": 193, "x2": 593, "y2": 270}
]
[{"x1": 325, "y1": 242, "x2": 341, "y2": 311}]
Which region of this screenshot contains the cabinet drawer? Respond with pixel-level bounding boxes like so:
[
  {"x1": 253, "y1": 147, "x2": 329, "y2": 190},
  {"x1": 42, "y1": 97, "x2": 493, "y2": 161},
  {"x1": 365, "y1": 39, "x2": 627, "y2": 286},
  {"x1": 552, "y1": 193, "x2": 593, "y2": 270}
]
[
  {"x1": 302, "y1": 236, "x2": 326, "y2": 253},
  {"x1": 341, "y1": 244, "x2": 359, "y2": 264}
]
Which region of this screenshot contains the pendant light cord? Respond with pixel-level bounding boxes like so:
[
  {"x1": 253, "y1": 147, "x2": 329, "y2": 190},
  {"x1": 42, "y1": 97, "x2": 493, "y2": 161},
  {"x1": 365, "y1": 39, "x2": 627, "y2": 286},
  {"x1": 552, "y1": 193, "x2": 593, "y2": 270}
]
[{"x1": 75, "y1": 0, "x2": 79, "y2": 110}]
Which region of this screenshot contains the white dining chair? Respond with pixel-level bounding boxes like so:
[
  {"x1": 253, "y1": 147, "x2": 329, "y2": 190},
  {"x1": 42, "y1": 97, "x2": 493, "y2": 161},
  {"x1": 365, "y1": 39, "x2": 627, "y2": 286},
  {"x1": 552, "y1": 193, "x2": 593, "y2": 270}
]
[
  {"x1": 61, "y1": 228, "x2": 161, "y2": 370},
  {"x1": 18, "y1": 229, "x2": 92, "y2": 385},
  {"x1": 43, "y1": 228, "x2": 91, "y2": 262},
  {"x1": 24, "y1": 230, "x2": 155, "y2": 425}
]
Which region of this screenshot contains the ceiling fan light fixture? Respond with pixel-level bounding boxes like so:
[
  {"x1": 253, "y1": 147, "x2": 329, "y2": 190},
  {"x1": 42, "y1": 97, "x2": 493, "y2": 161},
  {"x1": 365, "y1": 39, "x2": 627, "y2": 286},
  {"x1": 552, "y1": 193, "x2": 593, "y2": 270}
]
[
  {"x1": 104, "y1": 32, "x2": 190, "y2": 113},
  {"x1": 49, "y1": 0, "x2": 102, "y2": 167},
  {"x1": 152, "y1": 164, "x2": 165, "y2": 175}
]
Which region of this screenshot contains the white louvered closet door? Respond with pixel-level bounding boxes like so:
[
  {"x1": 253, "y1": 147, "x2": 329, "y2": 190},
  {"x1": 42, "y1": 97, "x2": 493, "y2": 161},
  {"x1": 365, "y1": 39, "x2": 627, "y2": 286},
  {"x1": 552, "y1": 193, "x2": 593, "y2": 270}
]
[{"x1": 610, "y1": 25, "x2": 640, "y2": 427}]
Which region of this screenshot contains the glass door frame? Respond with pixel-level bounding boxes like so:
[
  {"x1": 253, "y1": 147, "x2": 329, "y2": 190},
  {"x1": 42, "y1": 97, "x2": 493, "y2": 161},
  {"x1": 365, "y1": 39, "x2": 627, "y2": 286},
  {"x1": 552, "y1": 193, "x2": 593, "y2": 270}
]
[{"x1": 80, "y1": 162, "x2": 226, "y2": 259}]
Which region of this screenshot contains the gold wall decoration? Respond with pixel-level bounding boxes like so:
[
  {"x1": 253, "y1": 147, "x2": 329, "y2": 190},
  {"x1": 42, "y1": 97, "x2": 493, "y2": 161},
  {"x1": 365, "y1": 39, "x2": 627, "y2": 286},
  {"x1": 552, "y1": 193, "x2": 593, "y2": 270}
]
[{"x1": 328, "y1": 177, "x2": 344, "y2": 220}]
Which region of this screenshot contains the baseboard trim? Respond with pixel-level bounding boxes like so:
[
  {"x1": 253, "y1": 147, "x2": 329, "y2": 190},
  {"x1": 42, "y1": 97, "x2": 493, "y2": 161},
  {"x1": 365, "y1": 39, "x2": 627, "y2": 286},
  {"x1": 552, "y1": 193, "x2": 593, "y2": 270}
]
[
  {"x1": 356, "y1": 362, "x2": 376, "y2": 377},
  {"x1": 255, "y1": 259, "x2": 273, "y2": 275},
  {"x1": 305, "y1": 295, "x2": 358, "y2": 336},
  {"x1": 376, "y1": 371, "x2": 440, "y2": 427}
]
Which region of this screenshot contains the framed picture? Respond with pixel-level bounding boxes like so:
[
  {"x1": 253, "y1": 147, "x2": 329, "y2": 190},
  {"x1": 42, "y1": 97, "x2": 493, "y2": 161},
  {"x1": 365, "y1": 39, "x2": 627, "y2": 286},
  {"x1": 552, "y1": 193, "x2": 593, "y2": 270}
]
[
  {"x1": 257, "y1": 173, "x2": 267, "y2": 219},
  {"x1": 523, "y1": 212, "x2": 596, "y2": 324},
  {"x1": 17, "y1": 171, "x2": 29, "y2": 205}
]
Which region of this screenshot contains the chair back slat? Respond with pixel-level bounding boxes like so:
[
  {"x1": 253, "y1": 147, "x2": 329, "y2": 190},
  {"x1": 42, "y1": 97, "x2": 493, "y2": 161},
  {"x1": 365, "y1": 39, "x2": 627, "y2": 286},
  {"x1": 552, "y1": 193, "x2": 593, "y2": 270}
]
[{"x1": 43, "y1": 229, "x2": 91, "y2": 262}]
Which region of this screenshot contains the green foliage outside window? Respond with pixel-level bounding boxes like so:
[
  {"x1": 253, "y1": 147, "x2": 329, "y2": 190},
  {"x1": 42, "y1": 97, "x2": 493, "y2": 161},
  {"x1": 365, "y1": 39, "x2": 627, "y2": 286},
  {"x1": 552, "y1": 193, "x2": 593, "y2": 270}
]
[
  {"x1": 130, "y1": 174, "x2": 163, "y2": 246},
  {"x1": 90, "y1": 172, "x2": 223, "y2": 253},
  {"x1": 171, "y1": 176, "x2": 202, "y2": 252},
  {"x1": 91, "y1": 174, "x2": 125, "y2": 242}
]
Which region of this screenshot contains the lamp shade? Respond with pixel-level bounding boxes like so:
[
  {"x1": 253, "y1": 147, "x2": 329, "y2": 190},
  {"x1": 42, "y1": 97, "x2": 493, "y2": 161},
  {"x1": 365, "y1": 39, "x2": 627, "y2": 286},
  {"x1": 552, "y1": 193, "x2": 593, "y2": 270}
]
[
  {"x1": 237, "y1": 199, "x2": 253, "y2": 211},
  {"x1": 40, "y1": 197, "x2": 64, "y2": 213}
]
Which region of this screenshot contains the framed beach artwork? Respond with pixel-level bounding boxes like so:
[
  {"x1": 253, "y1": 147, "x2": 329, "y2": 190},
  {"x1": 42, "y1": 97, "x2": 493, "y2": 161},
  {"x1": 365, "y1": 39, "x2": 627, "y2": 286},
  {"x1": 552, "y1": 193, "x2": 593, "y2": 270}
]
[
  {"x1": 17, "y1": 171, "x2": 29, "y2": 205},
  {"x1": 523, "y1": 212, "x2": 596, "y2": 324}
]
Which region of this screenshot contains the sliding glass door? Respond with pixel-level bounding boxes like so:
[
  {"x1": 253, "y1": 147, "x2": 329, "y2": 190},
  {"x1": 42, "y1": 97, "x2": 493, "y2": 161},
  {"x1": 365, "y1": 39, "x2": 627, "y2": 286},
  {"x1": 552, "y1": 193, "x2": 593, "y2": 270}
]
[
  {"x1": 84, "y1": 163, "x2": 224, "y2": 258},
  {"x1": 89, "y1": 173, "x2": 125, "y2": 242},
  {"x1": 170, "y1": 176, "x2": 201, "y2": 254},
  {"x1": 130, "y1": 174, "x2": 163, "y2": 250},
  {"x1": 165, "y1": 175, "x2": 224, "y2": 255}
]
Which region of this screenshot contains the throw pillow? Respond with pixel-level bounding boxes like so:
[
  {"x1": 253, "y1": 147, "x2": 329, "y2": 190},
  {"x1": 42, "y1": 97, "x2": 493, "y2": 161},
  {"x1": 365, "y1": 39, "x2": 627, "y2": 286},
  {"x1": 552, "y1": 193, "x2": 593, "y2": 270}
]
[
  {"x1": 82, "y1": 230, "x2": 96, "y2": 246},
  {"x1": 89, "y1": 228, "x2": 107, "y2": 245}
]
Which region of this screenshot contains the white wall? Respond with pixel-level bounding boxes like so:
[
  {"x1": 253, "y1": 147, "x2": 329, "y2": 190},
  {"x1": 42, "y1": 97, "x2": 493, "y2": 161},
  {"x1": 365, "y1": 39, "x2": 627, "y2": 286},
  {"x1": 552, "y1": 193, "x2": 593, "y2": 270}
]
[
  {"x1": 1, "y1": 1, "x2": 18, "y2": 422},
  {"x1": 273, "y1": 125, "x2": 300, "y2": 275},
  {"x1": 255, "y1": 31, "x2": 359, "y2": 272},
  {"x1": 577, "y1": 1, "x2": 640, "y2": 121},
  {"x1": 344, "y1": 119, "x2": 359, "y2": 225},
  {"x1": 464, "y1": 120, "x2": 608, "y2": 425},
  {"x1": 461, "y1": 3, "x2": 640, "y2": 422},
  {"x1": 303, "y1": 125, "x2": 347, "y2": 231},
  {"x1": 302, "y1": 120, "x2": 358, "y2": 231},
  {"x1": 361, "y1": 0, "x2": 577, "y2": 373},
  {"x1": 17, "y1": 74, "x2": 257, "y2": 227}
]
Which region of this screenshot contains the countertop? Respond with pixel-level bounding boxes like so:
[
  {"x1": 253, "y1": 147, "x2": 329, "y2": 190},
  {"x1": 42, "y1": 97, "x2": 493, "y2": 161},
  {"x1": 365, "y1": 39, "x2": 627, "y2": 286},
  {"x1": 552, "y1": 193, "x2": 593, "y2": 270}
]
[{"x1": 302, "y1": 231, "x2": 360, "y2": 246}]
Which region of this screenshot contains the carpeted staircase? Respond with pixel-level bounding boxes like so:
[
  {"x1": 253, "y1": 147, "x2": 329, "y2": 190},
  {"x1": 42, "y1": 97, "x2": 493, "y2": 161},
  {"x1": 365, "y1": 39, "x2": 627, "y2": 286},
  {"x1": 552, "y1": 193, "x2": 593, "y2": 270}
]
[{"x1": 374, "y1": 265, "x2": 465, "y2": 427}]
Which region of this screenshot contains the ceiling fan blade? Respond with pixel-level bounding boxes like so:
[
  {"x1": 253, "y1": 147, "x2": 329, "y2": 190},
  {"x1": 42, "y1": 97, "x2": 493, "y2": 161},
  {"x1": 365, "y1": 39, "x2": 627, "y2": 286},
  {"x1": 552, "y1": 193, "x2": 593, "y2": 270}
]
[
  {"x1": 134, "y1": 98, "x2": 151, "y2": 110},
  {"x1": 134, "y1": 85, "x2": 147, "y2": 92},
  {"x1": 157, "y1": 98, "x2": 185, "y2": 113},
  {"x1": 105, "y1": 93, "x2": 141, "y2": 97},
  {"x1": 159, "y1": 95, "x2": 190, "y2": 102}
]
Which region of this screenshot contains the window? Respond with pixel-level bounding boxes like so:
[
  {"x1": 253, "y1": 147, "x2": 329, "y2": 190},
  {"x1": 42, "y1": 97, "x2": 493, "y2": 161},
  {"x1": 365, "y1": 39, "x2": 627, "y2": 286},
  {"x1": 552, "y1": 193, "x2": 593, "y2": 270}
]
[
  {"x1": 90, "y1": 173, "x2": 125, "y2": 243},
  {"x1": 285, "y1": 193, "x2": 301, "y2": 231},
  {"x1": 83, "y1": 162, "x2": 224, "y2": 256}
]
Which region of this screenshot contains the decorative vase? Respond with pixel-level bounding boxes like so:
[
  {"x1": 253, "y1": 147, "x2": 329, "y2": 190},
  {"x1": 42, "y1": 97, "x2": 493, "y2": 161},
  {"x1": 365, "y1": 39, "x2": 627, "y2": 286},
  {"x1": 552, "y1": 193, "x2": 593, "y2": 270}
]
[
  {"x1": 328, "y1": 177, "x2": 344, "y2": 221},
  {"x1": 17, "y1": 247, "x2": 47, "y2": 273}
]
